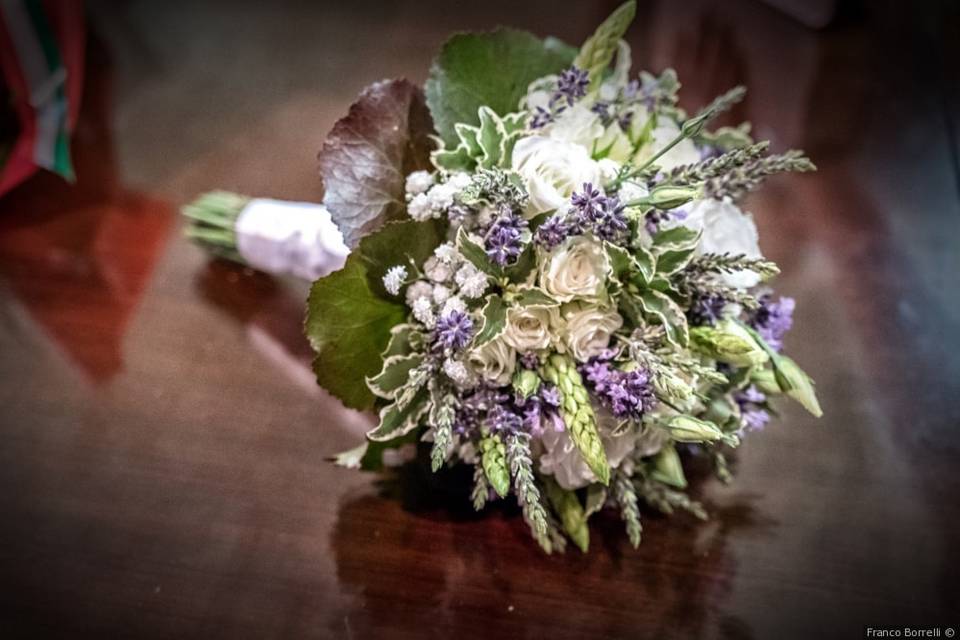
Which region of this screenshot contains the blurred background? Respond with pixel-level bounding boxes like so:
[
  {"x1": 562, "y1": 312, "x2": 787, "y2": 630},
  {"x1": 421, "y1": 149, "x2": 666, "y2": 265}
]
[{"x1": 0, "y1": 1, "x2": 958, "y2": 638}]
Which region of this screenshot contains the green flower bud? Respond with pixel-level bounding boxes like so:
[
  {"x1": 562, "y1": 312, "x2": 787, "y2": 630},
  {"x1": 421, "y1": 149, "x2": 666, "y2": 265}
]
[
  {"x1": 681, "y1": 112, "x2": 710, "y2": 138},
  {"x1": 751, "y1": 367, "x2": 781, "y2": 395},
  {"x1": 648, "y1": 184, "x2": 702, "y2": 210},
  {"x1": 512, "y1": 368, "x2": 541, "y2": 399},
  {"x1": 664, "y1": 415, "x2": 724, "y2": 443},
  {"x1": 650, "y1": 444, "x2": 687, "y2": 489},
  {"x1": 690, "y1": 320, "x2": 769, "y2": 367},
  {"x1": 772, "y1": 355, "x2": 823, "y2": 417}
]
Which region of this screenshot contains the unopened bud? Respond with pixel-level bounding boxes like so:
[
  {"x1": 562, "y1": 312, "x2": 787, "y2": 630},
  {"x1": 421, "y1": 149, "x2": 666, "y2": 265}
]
[{"x1": 664, "y1": 415, "x2": 724, "y2": 443}]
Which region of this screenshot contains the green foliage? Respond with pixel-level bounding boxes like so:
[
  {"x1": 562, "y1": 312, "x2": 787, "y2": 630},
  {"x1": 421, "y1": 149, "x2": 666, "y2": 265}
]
[
  {"x1": 318, "y1": 80, "x2": 434, "y2": 247},
  {"x1": 456, "y1": 227, "x2": 499, "y2": 277},
  {"x1": 650, "y1": 443, "x2": 687, "y2": 489},
  {"x1": 367, "y1": 387, "x2": 430, "y2": 442},
  {"x1": 473, "y1": 294, "x2": 507, "y2": 347},
  {"x1": 540, "y1": 354, "x2": 610, "y2": 485},
  {"x1": 543, "y1": 476, "x2": 590, "y2": 552},
  {"x1": 637, "y1": 289, "x2": 689, "y2": 348},
  {"x1": 366, "y1": 354, "x2": 424, "y2": 399},
  {"x1": 425, "y1": 28, "x2": 576, "y2": 146},
  {"x1": 510, "y1": 287, "x2": 558, "y2": 308},
  {"x1": 573, "y1": 1, "x2": 637, "y2": 89},
  {"x1": 305, "y1": 219, "x2": 444, "y2": 410}
]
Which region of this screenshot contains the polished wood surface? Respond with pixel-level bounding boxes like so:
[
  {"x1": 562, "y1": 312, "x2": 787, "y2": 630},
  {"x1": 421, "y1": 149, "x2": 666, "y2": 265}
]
[{"x1": 1, "y1": 1, "x2": 958, "y2": 638}]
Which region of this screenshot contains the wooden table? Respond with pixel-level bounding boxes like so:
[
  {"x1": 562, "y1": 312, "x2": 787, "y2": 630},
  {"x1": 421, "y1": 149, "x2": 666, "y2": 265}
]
[{"x1": 1, "y1": 1, "x2": 957, "y2": 638}]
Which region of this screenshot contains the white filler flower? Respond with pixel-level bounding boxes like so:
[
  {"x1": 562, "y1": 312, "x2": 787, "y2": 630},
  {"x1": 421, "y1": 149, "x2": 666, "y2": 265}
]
[{"x1": 382, "y1": 265, "x2": 407, "y2": 295}]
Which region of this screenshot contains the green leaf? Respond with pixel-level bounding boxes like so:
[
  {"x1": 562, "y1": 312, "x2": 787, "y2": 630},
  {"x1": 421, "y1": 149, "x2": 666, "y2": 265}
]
[
  {"x1": 454, "y1": 123, "x2": 483, "y2": 156},
  {"x1": 474, "y1": 294, "x2": 507, "y2": 346},
  {"x1": 650, "y1": 443, "x2": 687, "y2": 489},
  {"x1": 655, "y1": 245, "x2": 698, "y2": 275},
  {"x1": 584, "y1": 484, "x2": 608, "y2": 517},
  {"x1": 573, "y1": 1, "x2": 637, "y2": 89},
  {"x1": 306, "y1": 219, "x2": 444, "y2": 410},
  {"x1": 331, "y1": 442, "x2": 369, "y2": 469},
  {"x1": 543, "y1": 476, "x2": 590, "y2": 553},
  {"x1": 357, "y1": 218, "x2": 448, "y2": 299},
  {"x1": 318, "y1": 79, "x2": 435, "y2": 248},
  {"x1": 425, "y1": 28, "x2": 577, "y2": 146},
  {"x1": 652, "y1": 225, "x2": 701, "y2": 249},
  {"x1": 366, "y1": 354, "x2": 424, "y2": 399},
  {"x1": 358, "y1": 429, "x2": 420, "y2": 471},
  {"x1": 503, "y1": 243, "x2": 538, "y2": 283},
  {"x1": 367, "y1": 387, "x2": 430, "y2": 442},
  {"x1": 456, "y1": 227, "x2": 500, "y2": 277},
  {"x1": 638, "y1": 289, "x2": 689, "y2": 347},
  {"x1": 431, "y1": 144, "x2": 475, "y2": 172},
  {"x1": 382, "y1": 324, "x2": 419, "y2": 357},
  {"x1": 477, "y1": 106, "x2": 508, "y2": 169},
  {"x1": 512, "y1": 287, "x2": 558, "y2": 307},
  {"x1": 606, "y1": 242, "x2": 654, "y2": 285}
]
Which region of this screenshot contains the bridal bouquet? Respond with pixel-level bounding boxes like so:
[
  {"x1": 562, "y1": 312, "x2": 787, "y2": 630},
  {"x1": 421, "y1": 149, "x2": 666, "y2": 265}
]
[{"x1": 302, "y1": 1, "x2": 822, "y2": 553}]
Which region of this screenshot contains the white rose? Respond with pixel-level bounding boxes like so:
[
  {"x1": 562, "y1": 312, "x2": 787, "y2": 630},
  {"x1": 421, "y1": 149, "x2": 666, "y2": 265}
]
[
  {"x1": 512, "y1": 136, "x2": 602, "y2": 216},
  {"x1": 561, "y1": 302, "x2": 623, "y2": 362},
  {"x1": 545, "y1": 102, "x2": 604, "y2": 149},
  {"x1": 539, "y1": 408, "x2": 637, "y2": 490},
  {"x1": 502, "y1": 305, "x2": 558, "y2": 352},
  {"x1": 666, "y1": 198, "x2": 763, "y2": 288},
  {"x1": 539, "y1": 237, "x2": 609, "y2": 302},
  {"x1": 466, "y1": 338, "x2": 516, "y2": 386}
]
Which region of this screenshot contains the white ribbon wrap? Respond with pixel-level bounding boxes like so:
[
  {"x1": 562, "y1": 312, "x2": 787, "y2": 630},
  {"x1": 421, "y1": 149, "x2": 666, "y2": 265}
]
[{"x1": 235, "y1": 199, "x2": 349, "y2": 280}]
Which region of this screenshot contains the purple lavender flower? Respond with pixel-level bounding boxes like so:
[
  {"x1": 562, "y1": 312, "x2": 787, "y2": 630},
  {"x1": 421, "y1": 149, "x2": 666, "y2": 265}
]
[
  {"x1": 591, "y1": 101, "x2": 612, "y2": 125},
  {"x1": 593, "y1": 196, "x2": 629, "y2": 242},
  {"x1": 530, "y1": 106, "x2": 553, "y2": 129},
  {"x1": 534, "y1": 214, "x2": 573, "y2": 250},
  {"x1": 556, "y1": 66, "x2": 589, "y2": 105},
  {"x1": 484, "y1": 211, "x2": 526, "y2": 266},
  {"x1": 571, "y1": 182, "x2": 605, "y2": 221},
  {"x1": 519, "y1": 351, "x2": 541, "y2": 370},
  {"x1": 735, "y1": 385, "x2": 770, "y2": 432},
  {"x1": 487, "y1": 403, "x2": 523, "y2": 433},
  {"x1": 689, "y1": 294, "x2": 727, "y2": 326},
  {"x1": 749, "y1": 295, "x2": 795, "y2": 351},
  {"x1": 581, "y1": 358, "x2": 656, "y2": 421},
  {"x1": 538, "y1": 384, "x2": 565, "y2": 432},
  {"x1": 435, "y1": 310, "x2": 474, "y2": 350}
]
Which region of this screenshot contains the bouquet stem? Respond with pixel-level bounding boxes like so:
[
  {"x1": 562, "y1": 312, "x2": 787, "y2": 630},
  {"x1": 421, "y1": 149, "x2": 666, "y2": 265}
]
[{"x1": 182, "y1": 191, "x2": 250, "y2": 264}]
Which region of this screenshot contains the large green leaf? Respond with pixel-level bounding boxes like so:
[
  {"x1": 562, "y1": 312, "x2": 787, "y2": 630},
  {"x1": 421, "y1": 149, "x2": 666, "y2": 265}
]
[
  {"x1": 318, "y1": 79, "x2": 435, "y2": 248},
  {"x1": 425, "y1": 29, "x2": 577, "y2": 146},
  {"x1": 305, "y1": 219, "x2": 444, "y2": 410}
]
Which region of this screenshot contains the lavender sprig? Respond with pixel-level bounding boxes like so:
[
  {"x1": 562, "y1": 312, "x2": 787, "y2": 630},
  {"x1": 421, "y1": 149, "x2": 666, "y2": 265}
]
[
  {"x1": 530, "y1": 66, "x2": 588, "y2": 129},
  {"x1": 506, "y1": 432, "x2": 548, "y2": 537},
  {"x1": 704, "y1": 150, "x2": 815, "y2": 201},
  {"x1": 471, "y1": 464, "x2": 490, "y2": 511},
  {"x1": 688, "y1": 253, "x2": 780, "y2": 279},
  {"x1": 613, "y1": 472, "x2": 642, "y2": 548}
]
